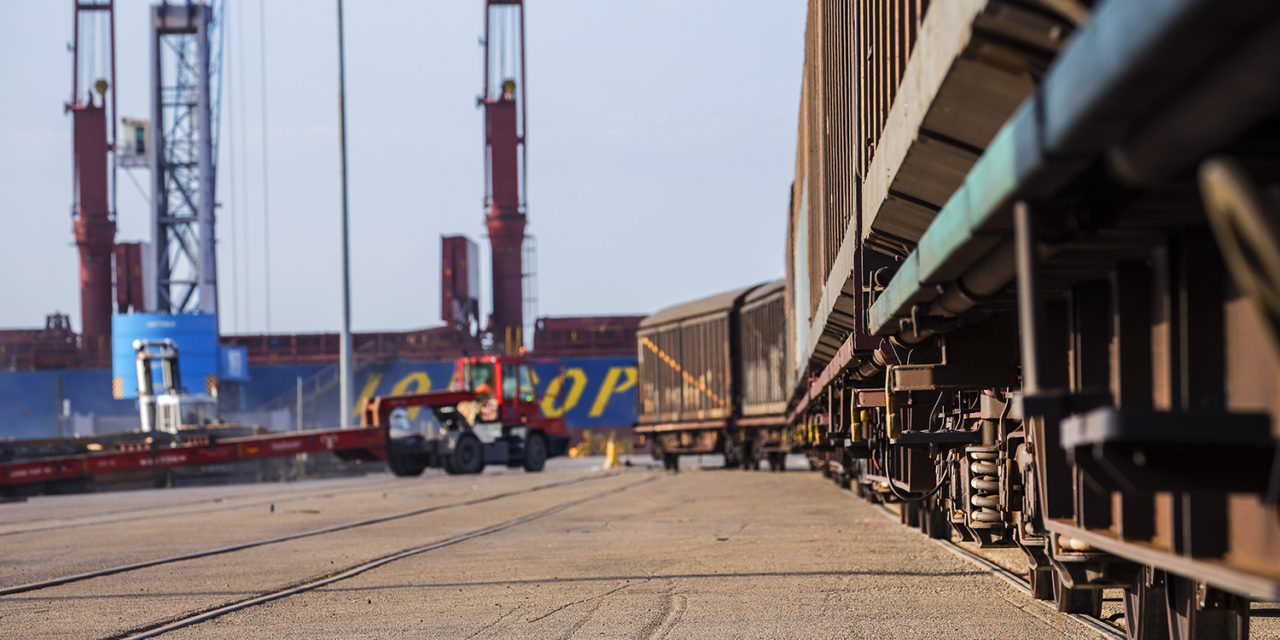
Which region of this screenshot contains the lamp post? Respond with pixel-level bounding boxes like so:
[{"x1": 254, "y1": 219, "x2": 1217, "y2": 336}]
[{"x1": 336, "y1": 0, "x2": 353, "y2": 427}]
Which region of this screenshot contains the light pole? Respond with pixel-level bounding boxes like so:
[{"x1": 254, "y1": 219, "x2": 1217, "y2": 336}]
[{"x1": 336, "y1": 0, "x2": 353, "y2": 428}]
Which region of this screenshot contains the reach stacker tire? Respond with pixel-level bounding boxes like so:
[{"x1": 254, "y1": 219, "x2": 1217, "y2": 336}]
[
  {"x1": 523, "y1": 433, "x2": 547, "y2": 472},
  {"x1": 387, "y1": 452, "x2": 426, "y2": 477},
  {"x1": 450, "y1": 432, "x2": 485, "y2": 475}
]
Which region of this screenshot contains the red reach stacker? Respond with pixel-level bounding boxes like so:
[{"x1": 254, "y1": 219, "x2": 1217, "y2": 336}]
[
  {"x1": 368, "y1": 355, "x2": 571, "y2": 476},
  {"x1": 0, "y1": 356, "x2": 571, "y2": 496}
]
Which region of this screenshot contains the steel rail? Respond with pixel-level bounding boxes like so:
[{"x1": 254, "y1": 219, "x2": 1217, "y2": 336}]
[
  {"x1": 118, "y1": 475, "x2": 657, "y2": 640},
  {"x1": 0, "y1": 472, "x2": 619, "y2": 596},
  {"x1": 869, "y1": 502, "x2": 1125, "y2": 639},
  {"x1": 0, "y1": 477, "x2": 410, "y2": 537}
]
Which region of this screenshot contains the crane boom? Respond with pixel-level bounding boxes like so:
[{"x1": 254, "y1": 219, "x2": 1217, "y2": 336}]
[
  {"x1": 482, "y1": 0, "x2": 529, "y2": 354},
  {"x1": 68, "y1": 0, "x2": 118, "y2": 365}
]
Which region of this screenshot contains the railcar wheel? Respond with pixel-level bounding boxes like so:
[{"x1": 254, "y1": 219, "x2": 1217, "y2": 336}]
[
  {"x1": 769, "y1": 452, "x2": 786, "y2": 472},
  {"x1": 723, "y1": 441, "x2": 741, "y2": 469},
  {"x1": 901, "y1": 501, "x2": 922, "y2": 528},
  {"x1": 922, "y1": 498, "x2": 950, "y2": 540},
  {"x1": 1123, "y1": 568, "x2": 1169, "y2": 640},
  {"x1": 1030, "y1": 567, "x2": 1055, "y2": 601},
  {"x1": 450, "y1": 433, "x2": 485, "y2": 475},
  {"x1": 742, "y1": 442, "x2": 759, "y2": 471},
  {"x1": 1164, "y1": 575, "x2": 1249, "y2": 640},
  {"x1": 522, "y1": 433, "x2": 547, "y2": 472},
  {"x1": 1052, "y1": 567, "x2": 1102, "y2": 616},
  {"x1": 663, "y1": 453, "x2": 680, "y2": 473}
]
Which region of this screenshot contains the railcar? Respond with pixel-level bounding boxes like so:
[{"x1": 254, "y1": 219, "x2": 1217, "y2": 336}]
[
  {"x1": 784, "y1": 0, "x2": 1280, "y2": 637},
  {"x1": 635, "y1": 281, "x2": 789, "y2": 471}
]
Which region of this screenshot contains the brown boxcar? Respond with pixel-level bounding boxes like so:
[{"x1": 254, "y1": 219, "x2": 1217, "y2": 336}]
[{"x1": 635, "y1": 281, "x2": 789, "y2": 471}]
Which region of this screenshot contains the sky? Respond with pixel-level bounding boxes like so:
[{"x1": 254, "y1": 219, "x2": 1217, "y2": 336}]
[{"x1": 0, "y1": 1, "x2": 805, "y2": 336}]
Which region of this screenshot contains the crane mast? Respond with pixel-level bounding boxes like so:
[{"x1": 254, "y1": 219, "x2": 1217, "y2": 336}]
[
  {"x1": 482, "y1": 0, "x2": 528, "y2": 354},
  {"x1": 68, "y1": 0, "x2": 118, "y2": 366},
  {"x1": 149, "y1": 2, "x2": 218, "y2": 320}
]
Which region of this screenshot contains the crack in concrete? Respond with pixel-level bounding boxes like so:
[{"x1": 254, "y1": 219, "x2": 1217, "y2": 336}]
[
  {"x1": 462, "y1": 603, "x2": 521, "y2": 640},
  {"x1": 526, "y1": 581, "x2": 637, "y2": 624}
]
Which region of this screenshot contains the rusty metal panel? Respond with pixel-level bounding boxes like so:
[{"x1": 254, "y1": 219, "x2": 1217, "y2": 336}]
[
  {"x1": 786, "y1": 0, "x2": 932, "y2": 396},
  {"x1": 888, "y1": 362, "x2": 1018, "y2": 392},
  {"x1": 856, "y1": 0, "x2": 929, "y2": 181},
  {"x1": 738, "y1": 281, "x2": 788, "y2": 416},
  {"x1": 440, "y1": 235, "x2": 480, "y2": 332},
  {"x1": 861, "y1": 0, "x2": 1070, "y2": 254},
  {"x1": 637, "y1": 302, "x2": 736, "y2": 426}
]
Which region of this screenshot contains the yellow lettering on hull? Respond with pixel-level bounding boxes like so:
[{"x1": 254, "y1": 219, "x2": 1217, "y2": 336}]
[
  {"x1": 541, "y1": 368, "x2": 587, "y2": 418},
  {"x1": 353, "y1": 373, "x2": 385, "y2": 421},
  {"x1": 589, "y1": 366, "x2": 637, "y2": 417},
  {"x1": 390, "y1": 372, "x2": 433, "y2": 420}
]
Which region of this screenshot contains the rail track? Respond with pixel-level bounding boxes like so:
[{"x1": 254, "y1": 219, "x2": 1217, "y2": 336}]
[
  {"x1": 114, "y1": 476, "x2": 655, "y2": 640},
  {"x1": 871, "y1": 501, "x2": 1126, "y2": 639},
  {"x1": 0, "y1": 475, "x2": 417, "y2": 537},
  {"x1": 0, "y1": 472, "x2": 622, "y2": 596}
]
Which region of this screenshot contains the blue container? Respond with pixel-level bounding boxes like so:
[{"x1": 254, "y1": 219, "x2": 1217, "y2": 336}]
[
  {"x1": 219, "y1": 346, "x2": 250, "y2": 382},
  {"x1": 111, "y1": 314, "x2": 219, "y2": 399}
]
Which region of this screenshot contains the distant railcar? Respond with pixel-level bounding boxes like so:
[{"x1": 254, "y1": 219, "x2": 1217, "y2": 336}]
[{"x1": 635, "y1": 280, "x2": 789, "y2": 471}]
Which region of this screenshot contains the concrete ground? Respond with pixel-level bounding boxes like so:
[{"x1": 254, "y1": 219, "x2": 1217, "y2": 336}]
[{"x1": 0, "y1": 457, "x2": 1127, "y2": 638}]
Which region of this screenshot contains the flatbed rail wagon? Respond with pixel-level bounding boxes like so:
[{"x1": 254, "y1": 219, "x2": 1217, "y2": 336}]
[{"x1": 1, "y1": 354, "x2": 570, "y2": 496}]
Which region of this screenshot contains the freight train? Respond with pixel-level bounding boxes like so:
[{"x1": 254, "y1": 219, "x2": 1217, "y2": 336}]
[{"x1": 636, "y1": 0, "x2": 1280, "y2": 637}]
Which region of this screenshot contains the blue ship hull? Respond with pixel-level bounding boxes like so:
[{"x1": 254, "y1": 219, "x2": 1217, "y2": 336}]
[{"x1": 0, "y1": 356, "x2": 638, "y2": 440}]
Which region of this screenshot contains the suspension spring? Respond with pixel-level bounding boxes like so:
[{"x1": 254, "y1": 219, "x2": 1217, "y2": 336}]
[{"x1": 968, "y1": 446, "x2": 1001, "y2": 524}]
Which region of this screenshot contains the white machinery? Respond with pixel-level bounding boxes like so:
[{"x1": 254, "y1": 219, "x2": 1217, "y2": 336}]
[{"x1": 134, "y1": 339, "x2": 217, "y2": 434}]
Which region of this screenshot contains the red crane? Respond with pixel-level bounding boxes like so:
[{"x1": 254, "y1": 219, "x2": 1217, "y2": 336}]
[
  {"x1": 482, "y1": 0, "x2": 528, "y2": 354},
  {"x1": 68, "y1": 0, "x2": 118, "y2": 366}
]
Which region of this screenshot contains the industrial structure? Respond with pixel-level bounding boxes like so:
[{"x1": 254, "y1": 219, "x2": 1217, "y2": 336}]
[
  {"x1": 1, "y1": 0, "x2": 641, "y2": 457},
  {"x1": 480, "y1": 0, "x2": 532, "y2": 354},
  {"x1": 4, "y1": 0, "x2": 632, "y2": 373},
  {"x1": 148, "y1": 2, "x2": 220, "y2": 319},
  {"x1": 67, "y1": 0, "x2": 118, "y2": 367}
]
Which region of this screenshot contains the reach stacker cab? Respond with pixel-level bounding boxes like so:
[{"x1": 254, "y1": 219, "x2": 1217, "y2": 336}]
[{"x1": 364, "y1": 355, "x2": 570, "y2": 476}]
